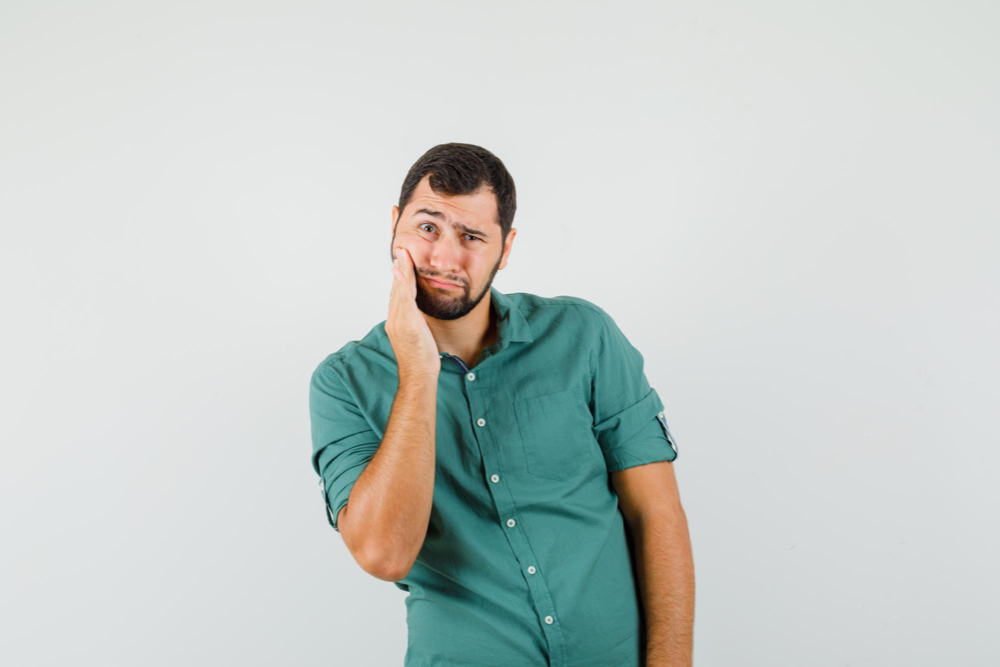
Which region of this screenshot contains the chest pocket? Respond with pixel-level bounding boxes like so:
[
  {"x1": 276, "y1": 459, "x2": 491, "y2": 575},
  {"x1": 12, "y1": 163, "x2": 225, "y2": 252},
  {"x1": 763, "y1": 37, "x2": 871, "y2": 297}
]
[{"x1": 513, "y1": 388, "x2": 595, "y2": 480}]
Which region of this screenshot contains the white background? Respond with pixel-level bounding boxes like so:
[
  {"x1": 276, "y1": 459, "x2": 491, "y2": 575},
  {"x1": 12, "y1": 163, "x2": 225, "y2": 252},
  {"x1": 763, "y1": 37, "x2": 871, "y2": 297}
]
[{"x1": 2, "y1": 1, "x2": 998, "y2": 665}]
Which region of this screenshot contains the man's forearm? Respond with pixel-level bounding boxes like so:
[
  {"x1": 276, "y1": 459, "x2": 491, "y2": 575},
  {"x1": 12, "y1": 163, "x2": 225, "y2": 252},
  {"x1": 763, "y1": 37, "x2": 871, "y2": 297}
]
[
  {"x1": 340, "y1": 371, "x2": 438, "y2": 580},
  {"x1": 632, "y1": 508, "x2": 695, "y2": 666}
]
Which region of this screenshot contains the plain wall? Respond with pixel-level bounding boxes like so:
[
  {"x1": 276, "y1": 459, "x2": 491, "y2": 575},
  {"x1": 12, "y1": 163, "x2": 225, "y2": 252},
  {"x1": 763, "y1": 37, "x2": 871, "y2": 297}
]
[{"x1": 2, "y1": 1, "x2": 997, "y2": 665}]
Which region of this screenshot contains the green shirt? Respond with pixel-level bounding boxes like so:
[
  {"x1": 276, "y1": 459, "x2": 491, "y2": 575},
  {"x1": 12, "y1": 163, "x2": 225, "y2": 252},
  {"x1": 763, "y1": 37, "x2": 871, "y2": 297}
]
[{"x1": 309, "y1": 286, "x2": 679, "y2": 667}]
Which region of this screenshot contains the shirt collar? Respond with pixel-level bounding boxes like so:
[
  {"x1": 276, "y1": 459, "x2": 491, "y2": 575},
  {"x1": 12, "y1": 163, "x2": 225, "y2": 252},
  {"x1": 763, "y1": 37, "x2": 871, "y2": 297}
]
[{"x1": 488, "y1": 285, "x2": 533, "y2": 352}]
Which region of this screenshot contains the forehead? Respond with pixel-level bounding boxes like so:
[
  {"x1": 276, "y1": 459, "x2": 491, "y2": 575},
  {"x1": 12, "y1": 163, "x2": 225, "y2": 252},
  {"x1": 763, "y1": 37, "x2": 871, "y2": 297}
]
[{"x1": 406, "y1": 175, "x2": 499, "y2": 228}]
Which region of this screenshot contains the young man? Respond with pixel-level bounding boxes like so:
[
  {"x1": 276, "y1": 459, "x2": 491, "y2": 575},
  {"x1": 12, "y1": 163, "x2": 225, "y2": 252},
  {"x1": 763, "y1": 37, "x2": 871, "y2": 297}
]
[{"x1": 309, "y1": 143, "x2": 694, "y2": 666}]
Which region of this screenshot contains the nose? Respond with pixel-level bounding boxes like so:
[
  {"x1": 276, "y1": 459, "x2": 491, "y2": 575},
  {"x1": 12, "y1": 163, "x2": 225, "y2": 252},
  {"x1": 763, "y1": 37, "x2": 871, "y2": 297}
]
[{"x1": 427, "y1": 234, "x2": 462, "y2": 278}]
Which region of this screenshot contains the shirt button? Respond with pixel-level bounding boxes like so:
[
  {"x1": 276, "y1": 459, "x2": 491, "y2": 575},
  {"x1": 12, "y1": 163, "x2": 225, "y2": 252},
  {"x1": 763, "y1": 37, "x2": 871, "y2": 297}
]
[
  {"x1": 544, "y1": 616, "x2": 554, "y2": 624},
  {"x1": 490, "y1": 474, "x2": 499, "y2": 483},
  {"x1": 466, "y1": 372, "x2": 476, "y2": 381},
  {"x1": 477, "y1": 418, "x2": 486, "y2": 427},
  {"x1": 506, "y1": 518, "x2": 516, "y2": 528},
  {"x1": 527, "y1": 566, "x2": 536, "y2": 574}
]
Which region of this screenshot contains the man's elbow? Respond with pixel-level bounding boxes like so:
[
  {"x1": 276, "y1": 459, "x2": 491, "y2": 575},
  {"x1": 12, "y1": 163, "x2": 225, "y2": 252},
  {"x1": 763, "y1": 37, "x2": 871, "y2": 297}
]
[
  {"x1": 341, "y1": 509, "x2": 413, "y2": 582},
  {"x1": 358, "y1": 549, "x2": 412, "y2": 582},
  {"x1": 371, "y1": 563, "x2": 412, "y2": 583}
]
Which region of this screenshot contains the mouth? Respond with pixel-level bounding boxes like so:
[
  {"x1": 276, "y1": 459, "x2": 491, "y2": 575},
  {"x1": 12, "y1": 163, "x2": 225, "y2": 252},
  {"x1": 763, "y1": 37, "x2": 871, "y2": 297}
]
[{"x1": 423, "y1": 276, "x2": 461, "y2": 290}]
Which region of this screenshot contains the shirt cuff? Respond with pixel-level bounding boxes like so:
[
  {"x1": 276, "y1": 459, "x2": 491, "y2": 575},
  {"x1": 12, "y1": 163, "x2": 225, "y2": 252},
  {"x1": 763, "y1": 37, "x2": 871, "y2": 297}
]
[{"x1": 595, "y1": 388, "x2": 678, "y2": 471}]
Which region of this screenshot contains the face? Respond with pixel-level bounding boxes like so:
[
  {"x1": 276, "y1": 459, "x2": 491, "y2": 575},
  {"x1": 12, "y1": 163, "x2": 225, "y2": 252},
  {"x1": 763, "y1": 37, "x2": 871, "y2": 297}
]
[{"x1": 390, "y1": 174, "x2": 516, "y2": 321}]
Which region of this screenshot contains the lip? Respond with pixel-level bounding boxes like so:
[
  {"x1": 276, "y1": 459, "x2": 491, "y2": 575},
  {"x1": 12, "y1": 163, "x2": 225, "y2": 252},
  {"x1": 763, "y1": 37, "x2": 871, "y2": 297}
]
[{"x1": 424, "y1": 277, "x2": 461, "y2": 289}]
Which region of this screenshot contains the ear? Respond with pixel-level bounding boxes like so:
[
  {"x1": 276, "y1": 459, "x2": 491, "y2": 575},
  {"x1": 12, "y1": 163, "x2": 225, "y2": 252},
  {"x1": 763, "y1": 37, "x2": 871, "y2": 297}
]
[
  {"x1": 391, "y1": 205, "x2": 400, "y2": 234},
  {"x1": 498, "y1": 228, "x2": 516, "y2": 271}
]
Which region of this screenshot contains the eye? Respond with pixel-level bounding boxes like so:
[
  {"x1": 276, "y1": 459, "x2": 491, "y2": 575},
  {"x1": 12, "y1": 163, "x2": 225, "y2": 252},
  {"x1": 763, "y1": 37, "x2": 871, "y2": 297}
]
[{"x1": 419, "y1": 223, "x2": 482, "y2": 243}]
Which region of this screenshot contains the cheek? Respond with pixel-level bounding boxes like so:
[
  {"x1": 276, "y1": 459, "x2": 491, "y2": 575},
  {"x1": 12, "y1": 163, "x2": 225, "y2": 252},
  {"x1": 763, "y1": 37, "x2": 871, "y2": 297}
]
[{"x1": 398, "y1": 242, "x2": 427, "y2": 267}]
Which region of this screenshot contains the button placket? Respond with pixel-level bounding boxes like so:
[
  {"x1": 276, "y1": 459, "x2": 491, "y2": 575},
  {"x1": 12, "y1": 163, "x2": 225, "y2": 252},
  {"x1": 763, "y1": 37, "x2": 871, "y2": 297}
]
[{"x1": 452, "y1": 361, "x2": 567, "y2": 665}]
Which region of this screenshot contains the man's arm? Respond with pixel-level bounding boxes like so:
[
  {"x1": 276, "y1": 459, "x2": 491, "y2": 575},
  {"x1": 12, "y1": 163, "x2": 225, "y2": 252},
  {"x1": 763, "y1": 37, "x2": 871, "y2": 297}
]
[
  {"x1": 612, "y1": 460, "x2": 695, "y2": 667},
  {"x1": 582, "y1": 300, "x2": 694, "y2": 662},
  {"x1": 314, "y1": 246, "x2": 442, "y2": 582},
  {"x1": 339, "y1": 371, "x2": 438, "y2": 582}
]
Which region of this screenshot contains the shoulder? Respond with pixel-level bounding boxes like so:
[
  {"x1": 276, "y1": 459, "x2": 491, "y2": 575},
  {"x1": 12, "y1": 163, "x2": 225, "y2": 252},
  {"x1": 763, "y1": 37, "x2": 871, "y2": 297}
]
[
  {"x1": 506, "y1": 290, "x2": 612, "y2": 328},
  {"x1": 311, "y1": 320, "x2": 393, "y2": 382}
]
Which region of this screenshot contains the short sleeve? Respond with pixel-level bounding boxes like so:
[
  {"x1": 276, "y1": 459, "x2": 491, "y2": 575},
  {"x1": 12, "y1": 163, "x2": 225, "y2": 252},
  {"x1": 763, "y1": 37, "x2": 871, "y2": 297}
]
[
  {"x1": 588, "y1": 308, "x2": 679, "y2": 472},
  {"x1": 309, "y1": 363, "x2": 381, "y2": 533}
]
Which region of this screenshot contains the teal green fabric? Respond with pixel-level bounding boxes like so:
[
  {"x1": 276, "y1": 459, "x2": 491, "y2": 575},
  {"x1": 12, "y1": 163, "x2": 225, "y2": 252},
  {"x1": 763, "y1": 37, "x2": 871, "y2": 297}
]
[{"x1": 309, "y1": 286, "x2": 679, "y2": 667}]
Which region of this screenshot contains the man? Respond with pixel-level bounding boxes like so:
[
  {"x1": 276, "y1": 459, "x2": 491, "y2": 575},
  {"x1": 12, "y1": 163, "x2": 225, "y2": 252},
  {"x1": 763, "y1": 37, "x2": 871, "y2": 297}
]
[{"x1": 309, "y1": 143, "x2": 694, "y2": 666}]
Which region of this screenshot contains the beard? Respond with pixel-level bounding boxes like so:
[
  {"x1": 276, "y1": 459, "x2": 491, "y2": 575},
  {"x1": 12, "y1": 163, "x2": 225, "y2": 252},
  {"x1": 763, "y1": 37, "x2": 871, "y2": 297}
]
[{"x1": 413, "y1": 256, "x2": 501, "y2": 321}]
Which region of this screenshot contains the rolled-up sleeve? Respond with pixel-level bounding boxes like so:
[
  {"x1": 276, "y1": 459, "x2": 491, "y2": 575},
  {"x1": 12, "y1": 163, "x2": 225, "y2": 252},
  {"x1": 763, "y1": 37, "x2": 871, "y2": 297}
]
[
  {"x1": 588, "y1": 308, "x2": 679, "y2": 472},
  {"x1": 309, "y1": 363, "x2": 381, "y2": 533}
]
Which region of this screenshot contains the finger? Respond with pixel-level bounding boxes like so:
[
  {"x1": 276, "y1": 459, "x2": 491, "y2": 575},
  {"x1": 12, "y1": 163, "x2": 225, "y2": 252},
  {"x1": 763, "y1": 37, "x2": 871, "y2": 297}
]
[
  {"x1": 390, "y1": 262, "x2": 410, "y2": 300},
  {"x1": 396, "y1": 247, "x2": 417, "y2": 291}
]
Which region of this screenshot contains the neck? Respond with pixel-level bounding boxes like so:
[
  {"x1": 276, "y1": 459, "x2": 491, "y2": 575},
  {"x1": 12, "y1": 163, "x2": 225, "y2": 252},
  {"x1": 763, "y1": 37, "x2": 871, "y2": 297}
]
[{"x1": 429, "y1": 294, "x2": 497, "y2": 367}]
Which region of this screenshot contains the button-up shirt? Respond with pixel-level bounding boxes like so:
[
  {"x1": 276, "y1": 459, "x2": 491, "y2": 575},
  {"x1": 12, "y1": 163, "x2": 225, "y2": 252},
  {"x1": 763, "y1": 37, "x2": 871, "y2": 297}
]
[{"x1": 309, "y1": 286, "x2": 679, "y2": 667}]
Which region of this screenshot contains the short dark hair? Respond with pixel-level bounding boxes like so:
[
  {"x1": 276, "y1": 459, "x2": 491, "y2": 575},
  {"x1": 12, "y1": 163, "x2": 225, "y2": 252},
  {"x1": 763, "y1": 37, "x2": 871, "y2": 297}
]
[{"x1": 397, "y1": 143, "x2": 517, "y2": 243}]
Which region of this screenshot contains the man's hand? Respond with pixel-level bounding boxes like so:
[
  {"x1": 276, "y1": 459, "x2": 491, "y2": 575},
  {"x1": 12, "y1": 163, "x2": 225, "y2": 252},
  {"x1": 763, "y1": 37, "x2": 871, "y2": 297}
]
[{"x1": 387, "y1": 247, "x2": 440, "y2": 381}]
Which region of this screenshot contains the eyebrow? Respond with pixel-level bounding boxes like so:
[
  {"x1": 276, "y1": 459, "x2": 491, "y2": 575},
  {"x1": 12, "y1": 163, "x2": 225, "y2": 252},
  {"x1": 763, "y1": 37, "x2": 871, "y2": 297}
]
[{"x1": 413, "y1": 207, "x2": 491, "y2": 240}]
